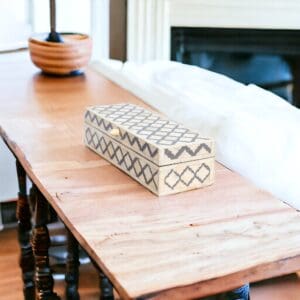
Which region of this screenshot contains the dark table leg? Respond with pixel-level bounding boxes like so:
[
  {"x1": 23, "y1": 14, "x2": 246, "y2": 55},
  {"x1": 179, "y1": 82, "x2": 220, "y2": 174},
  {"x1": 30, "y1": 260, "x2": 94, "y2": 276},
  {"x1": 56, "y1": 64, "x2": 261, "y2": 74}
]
[
  {"x1": 211, "y1": 284, "x2": 250, "y2": 300},
  {"x1": 31, "y1": 187, "x2": 60, "y2": 300},
  {"x1": 99, "y1": 269, "x2": 114, "y2": 300},
  {"x1": 16, "y1": 160, "x2": 35, "y2": 300},
  {"x1": 65, "y1": 229, "x2": 80, "y2": 300},
  {"x1": 92, "y1": 261, "x2": 114, "y2": 300},
  {"x1": 225, "y1": 284, "x2": 250, "y2": 300}
]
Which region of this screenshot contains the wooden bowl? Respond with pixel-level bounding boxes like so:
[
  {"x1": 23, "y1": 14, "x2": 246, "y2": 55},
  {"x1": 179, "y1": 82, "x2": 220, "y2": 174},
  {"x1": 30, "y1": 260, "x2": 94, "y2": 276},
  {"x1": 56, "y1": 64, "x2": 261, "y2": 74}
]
[{"x1": 28, "y1": 33, "x2": 92, "y2": 75}]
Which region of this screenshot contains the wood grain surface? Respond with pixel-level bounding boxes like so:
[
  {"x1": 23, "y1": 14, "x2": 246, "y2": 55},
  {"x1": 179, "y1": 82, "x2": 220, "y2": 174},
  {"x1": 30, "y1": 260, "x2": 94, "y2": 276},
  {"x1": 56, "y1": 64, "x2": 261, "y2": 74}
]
[
  {"x1": 2, "y1": 227, "x2": 300, "y2": 300},
  {"x1": 1, "y1": 53, "x2": 300, "y2": 299}
]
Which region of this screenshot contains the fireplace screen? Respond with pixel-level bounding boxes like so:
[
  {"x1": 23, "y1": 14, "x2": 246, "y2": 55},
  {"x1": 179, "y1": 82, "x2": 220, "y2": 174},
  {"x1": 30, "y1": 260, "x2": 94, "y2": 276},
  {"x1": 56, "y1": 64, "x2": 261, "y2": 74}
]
[{"x1": 171, "y1": 27, "x2": 300, "y2": 107}]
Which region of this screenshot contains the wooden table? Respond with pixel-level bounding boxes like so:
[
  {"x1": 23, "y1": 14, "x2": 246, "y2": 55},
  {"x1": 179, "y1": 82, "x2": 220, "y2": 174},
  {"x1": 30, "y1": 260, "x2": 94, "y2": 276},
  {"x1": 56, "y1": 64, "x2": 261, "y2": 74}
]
[{"x1": 1, "y1": 53, "x2": 300, "y2": 299}]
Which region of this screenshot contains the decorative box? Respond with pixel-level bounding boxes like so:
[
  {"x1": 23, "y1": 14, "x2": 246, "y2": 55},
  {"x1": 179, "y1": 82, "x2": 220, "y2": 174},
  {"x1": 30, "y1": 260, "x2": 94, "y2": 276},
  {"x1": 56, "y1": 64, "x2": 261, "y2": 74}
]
[{"x1": 84, "y1": 103, "x2": 215, "y2": 196}]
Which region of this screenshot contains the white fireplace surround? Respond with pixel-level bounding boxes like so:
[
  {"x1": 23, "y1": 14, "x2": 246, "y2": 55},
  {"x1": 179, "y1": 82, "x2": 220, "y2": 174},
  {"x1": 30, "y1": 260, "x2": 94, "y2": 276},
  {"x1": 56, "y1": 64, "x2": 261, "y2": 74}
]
[{"x1": 127, "y1": 0, "x2": 300, "y2": 62}]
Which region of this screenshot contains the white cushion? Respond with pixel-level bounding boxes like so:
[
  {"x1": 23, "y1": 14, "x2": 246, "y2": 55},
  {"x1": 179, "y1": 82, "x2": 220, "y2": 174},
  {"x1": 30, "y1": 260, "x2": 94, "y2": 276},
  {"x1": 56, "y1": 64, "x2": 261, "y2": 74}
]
[{"x1": 92, "y1": 60, "x2": 300, "y2": 210}]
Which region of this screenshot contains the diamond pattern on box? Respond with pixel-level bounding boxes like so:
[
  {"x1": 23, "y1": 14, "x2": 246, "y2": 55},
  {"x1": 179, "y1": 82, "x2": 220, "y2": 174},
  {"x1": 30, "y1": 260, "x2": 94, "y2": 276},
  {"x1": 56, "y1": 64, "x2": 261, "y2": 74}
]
[
  {"x1": 85, "y1": 127, "x2": 159, "y2": 191},
  {"x1": 89, "y1": 103, "x2": 206, "y2": 146},
  {"x1": 164, "y1": 164, "x2": 211, "y2": 190}
]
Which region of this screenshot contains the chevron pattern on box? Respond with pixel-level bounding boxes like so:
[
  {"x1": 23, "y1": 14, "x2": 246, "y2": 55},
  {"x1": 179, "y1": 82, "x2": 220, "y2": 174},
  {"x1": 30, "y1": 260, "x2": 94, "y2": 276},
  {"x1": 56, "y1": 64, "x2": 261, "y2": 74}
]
[
  {"x1": 85, "y1": 127, "x2": 159, "y2": 191},
  {"x1": 164, "y1": 144, "x2": 212, "y2": 160},
  {"x1": 119, "y1": 131, "x2": 158, "y2": 158},
  {"x1": 85, "y1": 110, "x2": 159, "y2": 159},
  {"x1": 85, "y1": 110, "x2": 113, "y2": 131}
]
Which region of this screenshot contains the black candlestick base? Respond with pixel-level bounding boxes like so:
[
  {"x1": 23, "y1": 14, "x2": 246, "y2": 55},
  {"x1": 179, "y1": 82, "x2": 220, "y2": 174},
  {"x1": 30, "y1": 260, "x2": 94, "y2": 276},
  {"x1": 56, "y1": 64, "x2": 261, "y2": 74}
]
[{"x1": 46, "y1": 31, "x2": 64, "y2": 43}]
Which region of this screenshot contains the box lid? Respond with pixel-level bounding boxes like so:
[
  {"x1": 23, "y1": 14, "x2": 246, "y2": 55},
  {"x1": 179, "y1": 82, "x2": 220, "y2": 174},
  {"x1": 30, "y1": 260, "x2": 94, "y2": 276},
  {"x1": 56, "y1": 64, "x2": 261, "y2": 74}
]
[{"x1": 84, "y1": 103, "x2": 215, "y2": 166}]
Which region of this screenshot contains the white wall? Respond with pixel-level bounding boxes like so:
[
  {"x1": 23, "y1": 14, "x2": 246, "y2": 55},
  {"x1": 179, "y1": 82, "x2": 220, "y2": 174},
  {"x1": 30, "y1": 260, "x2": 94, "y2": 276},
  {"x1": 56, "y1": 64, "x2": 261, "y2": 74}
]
[
  {"x1": 0, "y1": 1, "x2": 30, "y2": 203},
  {"x1": 0, "y1": 0, "x2": 31, "y2": 50},
  {"x1": 170, "y1": 0, "x2": 300, "y2": 29},
  {"x1": 127, "y1": 0, "x2": 170, "y2": 62},
  {"x1": 31, "y1": 0, "x2": 110, "y2": 59},
  {"x1": 31, "y1": 0, "x2": 91, "y2": 34},
  {"x1": 127, "y1": 0, "x2": 300, "y2": 62},
  {"x1": 0, "y1": 140, "x2": 17, "y2": 201}
]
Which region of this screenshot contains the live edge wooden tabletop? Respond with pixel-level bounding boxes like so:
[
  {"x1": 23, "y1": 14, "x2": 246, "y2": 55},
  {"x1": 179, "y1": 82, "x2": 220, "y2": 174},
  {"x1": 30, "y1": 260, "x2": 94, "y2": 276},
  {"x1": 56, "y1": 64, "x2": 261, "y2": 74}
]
[{"x1": 1, "y1": 53, "x2": 300, "y2": 300}]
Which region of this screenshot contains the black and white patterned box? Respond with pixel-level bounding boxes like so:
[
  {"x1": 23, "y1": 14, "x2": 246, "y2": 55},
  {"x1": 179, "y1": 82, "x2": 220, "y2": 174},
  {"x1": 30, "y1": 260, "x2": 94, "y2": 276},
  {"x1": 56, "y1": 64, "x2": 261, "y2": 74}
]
[{"x1": 84, "y1": 103, "x2": 215, "y2": 195}]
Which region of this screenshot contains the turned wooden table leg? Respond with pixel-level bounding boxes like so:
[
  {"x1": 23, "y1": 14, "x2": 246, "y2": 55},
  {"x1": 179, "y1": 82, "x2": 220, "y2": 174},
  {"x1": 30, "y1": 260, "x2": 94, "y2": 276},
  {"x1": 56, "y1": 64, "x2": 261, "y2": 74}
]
[
  {"x1": 99, "y1": 270, "x2": 114, "y2": 300},
  {"x1": 92, "y1": 262, "x2": 114, "y2": 300},
  {"x1": 16, "y1": 160, "x2": 35, "y2": 300},
  {"x1": 31, "y1": 187, "x2": 60, "y2": 300},
  {"x1": 65, "y1": 229, "x2": 80, "y2": 300}
]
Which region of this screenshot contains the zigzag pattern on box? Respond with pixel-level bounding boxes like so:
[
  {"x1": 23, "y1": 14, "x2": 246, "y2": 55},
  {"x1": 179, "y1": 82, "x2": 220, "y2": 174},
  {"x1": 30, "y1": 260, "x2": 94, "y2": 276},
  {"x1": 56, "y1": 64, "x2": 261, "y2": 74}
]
[
  {"x1": 85, "y1": 127, "x2": 159, "y2": 190},
  {"x1": 120, "y1": 132, "x2": 158, "y2": 158},
  {"x1": 85, "y1": 111, "x2": 113, "y2": 131},
  {"x1": 86, "y1": 110, "x2": 159, "y2": 158},
  {"x1": 86, "y1": 110, "x2": 160, "y2": 159},
  {"x1": 164, "y1": 144, "x2": 212, "y2": 160}
]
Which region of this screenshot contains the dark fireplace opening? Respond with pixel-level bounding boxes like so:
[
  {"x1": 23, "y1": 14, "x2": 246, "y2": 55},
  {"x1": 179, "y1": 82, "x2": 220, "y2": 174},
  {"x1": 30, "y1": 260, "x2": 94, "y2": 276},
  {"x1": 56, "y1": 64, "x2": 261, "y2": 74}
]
[{"x1": 171, "y1": 27, "x2": 300, "y2": 107}]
